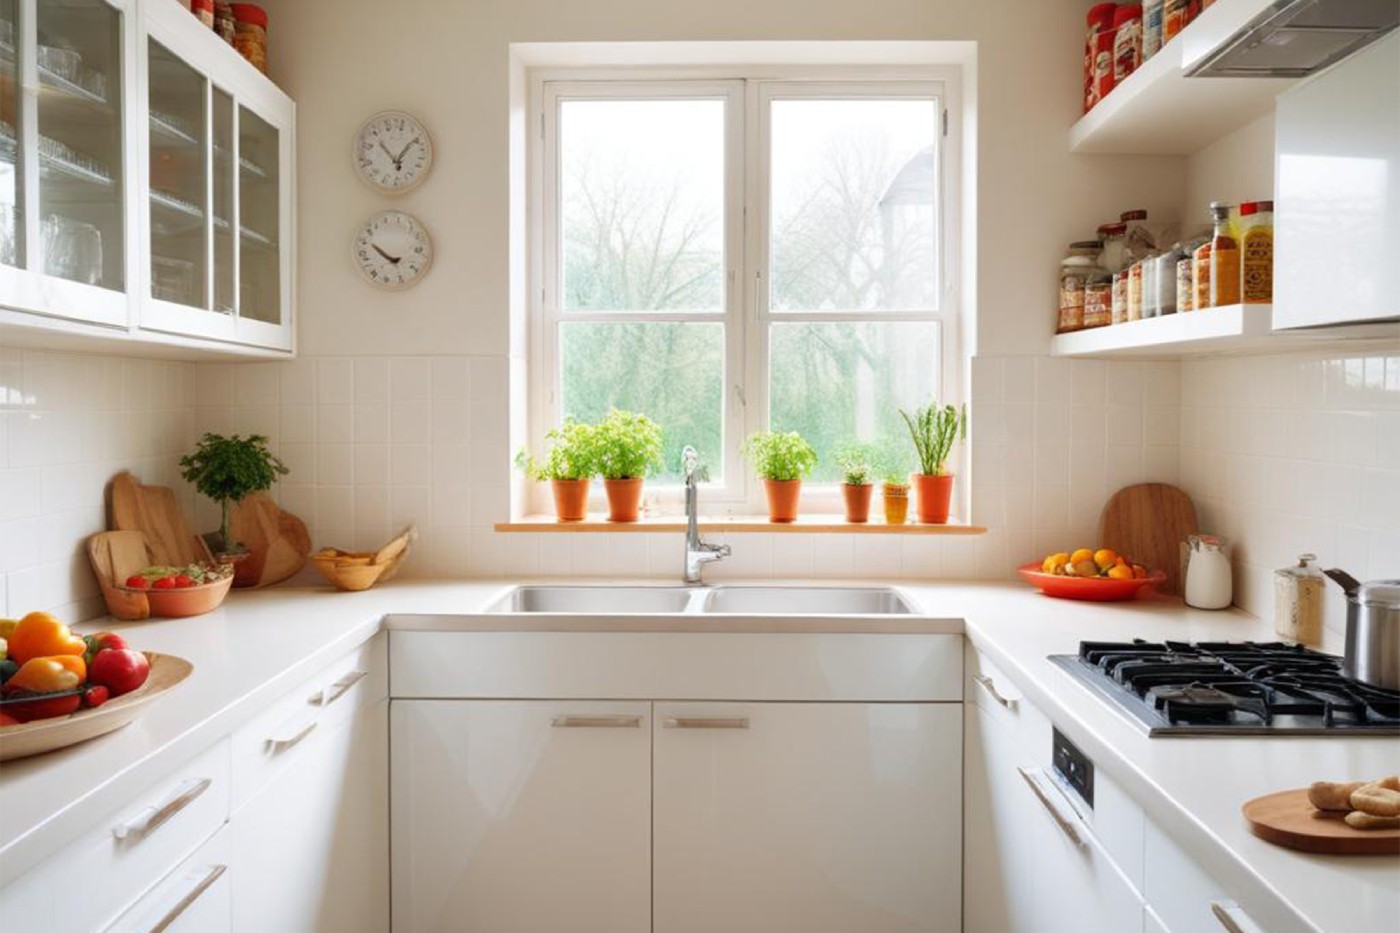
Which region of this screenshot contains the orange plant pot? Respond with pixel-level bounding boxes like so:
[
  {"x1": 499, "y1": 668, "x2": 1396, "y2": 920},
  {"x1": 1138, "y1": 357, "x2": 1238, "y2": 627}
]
[
  {"x1": 883, "y1": 484, "x2": 910, "y2": 525},
  {"x1": 603, "y1": 478, "x2": 644, "y2": 523},
  {"x1": 551, "y1": 478, "x2": 590, "y2": 522},
  {"x1": 913, "y1": 473, "x2": 954, "y2": 524},
  {"x1": 763, "y1": 479, "x2": 803, "y2": 523},
  {"x1": 842, "y1": 483, "x2": 873, "y2": 523}
]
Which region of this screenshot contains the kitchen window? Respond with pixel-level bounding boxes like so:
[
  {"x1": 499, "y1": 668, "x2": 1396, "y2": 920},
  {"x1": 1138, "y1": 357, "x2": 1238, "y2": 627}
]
[{"x1": 534, "y1": 75, "x2": 960, "y2": 508}]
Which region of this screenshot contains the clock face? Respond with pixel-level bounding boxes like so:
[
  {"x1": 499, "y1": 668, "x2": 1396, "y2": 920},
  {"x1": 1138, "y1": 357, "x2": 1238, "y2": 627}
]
[
  {"x1": 353, "y1": 111, "x2": 433, "y2": 193},
  {"x1": 352, "y1": 210, "x2": 433, "y2": 289}
]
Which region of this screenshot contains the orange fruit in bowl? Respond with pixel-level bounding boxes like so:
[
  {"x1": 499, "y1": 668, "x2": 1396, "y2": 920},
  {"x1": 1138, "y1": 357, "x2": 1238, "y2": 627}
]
[
  {"x1": 1070, "y1": 548, "x2": 1094, "y2": 566},
  {"x1": 1042, "y1": 552, "x2": 1071, "y2": 574},
  {"x1": 1093, "y1": 548, "x2": 1118, "y2": 570},
  {"x1": 1107, "y1": 564, "x2": 1135, "y2": 580}
]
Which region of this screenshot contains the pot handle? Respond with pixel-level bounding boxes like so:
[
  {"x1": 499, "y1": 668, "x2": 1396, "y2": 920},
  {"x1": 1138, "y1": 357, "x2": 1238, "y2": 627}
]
[{"x1": 1323, "y1": 568, "x2": 1362, "y2": 596}]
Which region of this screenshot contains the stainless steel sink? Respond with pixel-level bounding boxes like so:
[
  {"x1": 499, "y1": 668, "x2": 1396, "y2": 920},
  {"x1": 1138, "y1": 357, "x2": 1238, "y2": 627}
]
[
  {"x1": 487, "y1": 585, "x2": 700, "y2": 614},
  {"x1": 485, "y1": 584, "x2": 912, "y2": 616},
  {"x1": 701, "y1": 586, "x2": 913, "y2": 616}
]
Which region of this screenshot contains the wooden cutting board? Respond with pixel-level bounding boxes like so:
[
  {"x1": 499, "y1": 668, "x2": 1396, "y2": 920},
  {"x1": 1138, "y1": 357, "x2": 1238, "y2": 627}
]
[
  {"x1": 1243, "y1": 789, "x2": 1400, "y2": 855},
  {"x1": 1098, "y1": 483, "x2": 1198, "y2": 596},
  {"x1": 110, "y1": 472, "x2": 212, "y2": 568},
  {"x1": 227, "y1": 492, "x2": 311, "y2": 588},
  {"x1": 86, "y1": 530, "x2": 153, "y2": 621}
]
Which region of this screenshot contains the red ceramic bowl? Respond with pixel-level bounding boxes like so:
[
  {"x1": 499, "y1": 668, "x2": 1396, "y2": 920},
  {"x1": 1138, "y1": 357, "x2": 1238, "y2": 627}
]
[{"x1": 1017, "y1": 562, "x2": 1167, "y2": 601}]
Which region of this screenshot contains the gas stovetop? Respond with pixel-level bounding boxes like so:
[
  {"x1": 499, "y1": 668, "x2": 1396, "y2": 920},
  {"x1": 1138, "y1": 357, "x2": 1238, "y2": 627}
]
[{"x1": 1049, "y1": 640, "x2": 1400, "y2": 736}]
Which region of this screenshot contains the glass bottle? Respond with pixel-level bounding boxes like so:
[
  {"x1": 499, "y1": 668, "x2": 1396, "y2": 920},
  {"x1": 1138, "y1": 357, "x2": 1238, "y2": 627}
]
[
  {"x1": 1240, "y1": 200, "x2": 1273, "y2": 304},
  {"x1": 1058, "y1": 241, "x2": 1103, "y2": 333},
  {"x1": 1208, "y1": 201, "x2": 1240, "y2": 308}
]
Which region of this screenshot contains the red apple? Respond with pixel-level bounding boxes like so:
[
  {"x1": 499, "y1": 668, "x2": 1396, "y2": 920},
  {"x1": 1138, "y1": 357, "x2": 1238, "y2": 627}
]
[{"x1": 88, "y1": 648, "x2": 150, "y2": 697}]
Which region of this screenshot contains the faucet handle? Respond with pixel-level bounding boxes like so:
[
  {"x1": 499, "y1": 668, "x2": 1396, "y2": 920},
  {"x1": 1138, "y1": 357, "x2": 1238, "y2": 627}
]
[{"x1": 681, "y1": 446, "x2": 710, "y2": 482}]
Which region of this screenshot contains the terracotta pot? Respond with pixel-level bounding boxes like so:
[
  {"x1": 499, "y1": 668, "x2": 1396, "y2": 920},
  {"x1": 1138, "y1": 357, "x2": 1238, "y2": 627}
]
[
  {"x1": 762, "y1": 479, "x2": 802, "y2": 523},
  {"x1": 842, "y1": 483, "x2": 873, "y2": 523},
  {"x1": 882, "y1": 483, "x2": 910, "y2": 525},
  {"x1": 913, "y1": 473, "x2": 954, "y2": 524},
  {"x1": 551, "y1": 478, "x2": 590, "y2": 522},
  {"x1": 603, "y1": 478, "x2": 644, "y2": 523}
]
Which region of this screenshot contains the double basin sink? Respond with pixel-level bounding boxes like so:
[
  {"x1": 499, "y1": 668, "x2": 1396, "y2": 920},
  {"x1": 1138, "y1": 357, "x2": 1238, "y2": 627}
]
[{"x1": 487, "y1": 585, "x2": 914, "y2": 616}]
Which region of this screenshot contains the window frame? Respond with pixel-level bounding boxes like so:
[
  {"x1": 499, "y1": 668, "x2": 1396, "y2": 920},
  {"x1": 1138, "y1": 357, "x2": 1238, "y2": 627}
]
[{"x1": 530, "y1": 68, "x2": 962, "y2": 517}]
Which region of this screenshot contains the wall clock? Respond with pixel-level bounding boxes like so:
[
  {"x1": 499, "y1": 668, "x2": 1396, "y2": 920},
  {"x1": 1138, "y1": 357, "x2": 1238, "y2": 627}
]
[
  {"x1": 353, "y1": 110, "x2": 433, "y2": 193},
  {"x1": 352, "y1": 210, "x2": 433, "y2": 289}
]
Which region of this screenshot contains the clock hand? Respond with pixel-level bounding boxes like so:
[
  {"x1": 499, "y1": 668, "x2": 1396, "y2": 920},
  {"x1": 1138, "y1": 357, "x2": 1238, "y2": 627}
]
[
  {"x1": 394, "y1": 136, "x2": 420, "y2": 163},
  {"x1": 377, "y1": 139, "x2": 402, "y2": 170},
  {"x1": 372, "y1": 243, "x2": 401, "y2": 265}
]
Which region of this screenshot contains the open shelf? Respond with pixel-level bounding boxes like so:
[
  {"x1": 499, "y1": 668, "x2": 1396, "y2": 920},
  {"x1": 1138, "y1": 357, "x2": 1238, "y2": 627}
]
[
  {"x1": 497, "y1": 515, "x2": 987, "y2": 535},
  {"x1": 1070, "y1": 0, "x2": 1295, "y2": 155}
]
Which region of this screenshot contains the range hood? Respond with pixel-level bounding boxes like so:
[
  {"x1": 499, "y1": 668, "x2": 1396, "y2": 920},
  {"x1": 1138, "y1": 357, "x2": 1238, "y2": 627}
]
[{"x1": 1186, "y1": 0, "x2": 1399, "y2": 77}]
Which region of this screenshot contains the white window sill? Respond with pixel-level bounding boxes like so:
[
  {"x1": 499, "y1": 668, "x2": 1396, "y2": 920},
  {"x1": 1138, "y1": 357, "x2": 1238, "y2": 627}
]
[{"x1": 495, "y1": 515, "x2": 986, "y2": 535}]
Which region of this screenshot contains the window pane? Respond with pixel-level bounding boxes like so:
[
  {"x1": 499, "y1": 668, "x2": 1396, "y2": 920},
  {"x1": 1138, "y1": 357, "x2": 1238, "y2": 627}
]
[
  {"x1": 769, "y1": 322, "x2": 939, "y2": 482},
  {"x1": 769, "y1": 98, "x2": 938, "y2": 312},
  {"x1": 560, "y1": 99, "x2": 725, "y2": 312},
  {"x1": 560, "y1": 322, "x2": 724, "y2": 482}
]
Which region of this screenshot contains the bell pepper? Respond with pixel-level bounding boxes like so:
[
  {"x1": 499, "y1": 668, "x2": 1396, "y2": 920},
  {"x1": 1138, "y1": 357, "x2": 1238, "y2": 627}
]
[
  {"x1": 2, "y1": 656, "x2": 84, "y2": 695},
  {"x1": 7, "y1": 612, "x2": 87, "y2": 665}
]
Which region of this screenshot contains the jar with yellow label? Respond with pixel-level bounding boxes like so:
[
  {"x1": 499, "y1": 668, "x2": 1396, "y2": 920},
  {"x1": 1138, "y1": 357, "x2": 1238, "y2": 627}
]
[{"x1": 1240, "y1": 200, "x2": 1273, "y2": 304}]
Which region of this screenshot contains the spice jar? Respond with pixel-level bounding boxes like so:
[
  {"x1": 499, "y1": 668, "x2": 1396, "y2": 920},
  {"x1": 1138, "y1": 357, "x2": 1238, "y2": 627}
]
[
  {"x1": 1240, "y1": 199, "x2": 1273, "y2": 304},
  {"x1": 1127, "y1": 260, "x2": 1144, "y2": 321},
  {"x1": 1112, "y1": 5, "x2": 1143, "y2": 85},
  {"x1": 1208, "y1": 201, "x2": 1240, "y2": 308},
  {"x1": 1176, "y1": 256, "x2": 1194, "y2": 312},
  {"x1": 1084, "y1": 270, "x2": 1113, "y2": 328},
  {"x1": 1058, "y1": 241, "x2": 1103, "y2": 333},
  {"x1": 1192, "y1": 237, "x2": 1212, "y2": 310},
  {"x1": 1143, "y1": 0, "x2": 1165, "y2": 60},
  {"x1": 1149, "y1": 245, "x2": 1184, "y2": 316},
  {"x1": 1085, "y1": 3, "x2": 1117, "y2": 112},
  {"x1": 231, "y1": 4, "x2": 268, "y2": 73},
  {"x1": 191, "y1": 0, "x2": 215, "y2": 28},
  {"x1": 1274, "y1": 554, "x2": 1324, "y2": 646},
  {"x1": 214, "y1": 0, "x2": 236, "y2": 42},
  {"x1": 1164, "y1": 0, "x2": 1191, "y2": 41},
  {"x1": 1111, "y1": 269, "x2": 1130, "y2": 324}
]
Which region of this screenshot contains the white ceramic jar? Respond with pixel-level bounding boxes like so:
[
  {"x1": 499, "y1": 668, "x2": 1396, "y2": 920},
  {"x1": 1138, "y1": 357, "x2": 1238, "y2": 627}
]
[{"x1": 1185, "y1": 534, "x2": 1232, "y2": 610}]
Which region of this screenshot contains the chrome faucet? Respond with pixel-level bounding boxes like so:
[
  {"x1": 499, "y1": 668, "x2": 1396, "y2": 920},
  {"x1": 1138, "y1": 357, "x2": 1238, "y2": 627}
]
[{"x1": 682, "y1": 446, "x2": 730, "y2": 585}]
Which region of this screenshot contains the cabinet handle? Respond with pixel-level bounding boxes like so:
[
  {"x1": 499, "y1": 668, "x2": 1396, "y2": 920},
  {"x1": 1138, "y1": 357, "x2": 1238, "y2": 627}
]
[
  {"x1": 309, "y1": 669, "x2": 367, "y2": 707},
  {"x1": 111, "y1": 777, "x2": 212, "y2": 842},
  {"x1": 266, "y1": 719, "x2": 317, "y2": 754},
  {"x1": 973, "y1": 673, "x2": 1018, "y2": 710},
  {"x1": 551, "y1": 715, "x2": 643, "y2": 728},
  {"x1": 663, "y1": 717, "x2": 750, "y2": 729},
  {"x1": 145, "y1": 864, "x2": 227, "y2": 933},
  {"x1": 1017, "y1": 767, "x2": 1084, "y2": 847},
  {"x1": 1210, "y1": 901, "x2": 1265, "y2": 933}
]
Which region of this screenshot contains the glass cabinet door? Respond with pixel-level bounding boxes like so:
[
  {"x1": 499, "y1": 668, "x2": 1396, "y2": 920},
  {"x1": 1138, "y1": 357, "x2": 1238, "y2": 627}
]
[
  {"x1": 37, "y1": 0, "x2": 124, "y2": 291},
  {"x1": 1, "y1": 0, "x2": 21, "y2": 269},
  {"x1": 147, "y1": 38, "x2": 205, "y2": 309},
  {"x1": 212, "y1": 87, "x2": 233, "y2": 314},
  {"x1": 237, "y1": 105, "x2": 278, "y2": 326}
]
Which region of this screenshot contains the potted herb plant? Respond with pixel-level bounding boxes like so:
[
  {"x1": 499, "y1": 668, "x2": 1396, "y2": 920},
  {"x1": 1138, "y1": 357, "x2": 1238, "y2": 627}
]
[
  {"x1": 741, "y1": 431, "x2": 817, "y2": 523},
  {"x1": 515, "y1": 420, "x2": 596, "y2": 522},
  {"x1": 591, "y1": 409, "x2": 664, "y2": 523},
  {"x1": 899, "y1": 401, "x2": 968, "y2": 524},
  {"x1": 179, "y1": 433, "x2": 289, "y2": 562},
  {"x1": 834, "y1": 444, "x2": 875, "y2": 524}
]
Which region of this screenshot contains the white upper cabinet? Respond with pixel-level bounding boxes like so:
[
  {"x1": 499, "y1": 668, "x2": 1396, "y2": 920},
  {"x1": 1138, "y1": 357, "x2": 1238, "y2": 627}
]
[
  {"x1": 0, "y1": 0, "x2": 294, "y2": 356},
  {"x1": 1273, "y1": 31, "x2": 1400, "y2": 331}
]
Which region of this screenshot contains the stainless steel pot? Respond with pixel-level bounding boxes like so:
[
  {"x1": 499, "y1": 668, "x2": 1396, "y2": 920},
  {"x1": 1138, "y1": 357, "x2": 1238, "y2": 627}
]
[{"x1": 1324, "y1": 569, "x2": 1400, "y2": 690}]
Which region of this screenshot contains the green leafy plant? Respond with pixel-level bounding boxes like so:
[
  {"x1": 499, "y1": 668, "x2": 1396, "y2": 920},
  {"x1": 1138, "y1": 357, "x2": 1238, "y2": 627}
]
[
  {"x1": 833, "y1": 443, "x2": 876, "y2": 486},
  {"x1": 741, "y1": 431, "x2": 818, "y2": 482},
  {"x1": 515, "y1": 420, "x2": 597, "y2": 482},
  {"x1": 590, "y1": 409, "x2": 664, "y2": 480},
  {"x1": 899, "y1": 402, "x2": 967, "y2": 476},
  {"x1": 179, "y1": 433, "x2": 289, "y2": 555}
]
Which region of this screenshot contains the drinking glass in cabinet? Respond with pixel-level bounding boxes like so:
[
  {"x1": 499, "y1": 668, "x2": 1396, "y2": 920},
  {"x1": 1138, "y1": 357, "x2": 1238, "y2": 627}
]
[
  {"x1": 147, "y1": 39, "x2": 207, "y2": 309},
  {"x1": 239, "y1": 106, "x2": 279, "y2": 324},
  {"x1": 37, "y1": 0, "x2": 123, "y2": 290},
  {"x1": 0, "y1": 0, "x2": 22, "y2": 268}
]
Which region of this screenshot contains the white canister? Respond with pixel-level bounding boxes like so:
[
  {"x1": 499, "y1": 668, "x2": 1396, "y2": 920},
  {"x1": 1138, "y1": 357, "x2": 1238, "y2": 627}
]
[
  {"x1": 1274, "y1": 554, "x2": 1324, "y2": 645},
  {"x1": 1185, "y1": 534, "x2": 1232, "y2": 610}
]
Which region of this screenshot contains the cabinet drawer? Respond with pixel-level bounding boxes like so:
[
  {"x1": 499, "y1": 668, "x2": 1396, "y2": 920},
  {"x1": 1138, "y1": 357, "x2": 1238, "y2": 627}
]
[
  {"x1": 390, "y1": 632, "x2": 962, "y2": 701},
  {"x1": 966, "y1": 644, "x2": 1024, "y2": 725},
  {"x1": 1145, "y1": 819, "x2": 1273, "y2": 933},
  {"x1": 105, "y1": 824, "x2": 231, "y2": 933},
  {"x1": 0, "y1": 739, "x2": 230, "y2": 933},
  {"x1": 231, "y1": 635, "x2": 385, "y2": 811}
]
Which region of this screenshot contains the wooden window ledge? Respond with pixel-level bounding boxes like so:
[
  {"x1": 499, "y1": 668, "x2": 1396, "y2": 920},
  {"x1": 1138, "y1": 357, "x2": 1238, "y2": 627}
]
[{"x1": 495, "y1": 515, "x2": 986, "y2": 534}]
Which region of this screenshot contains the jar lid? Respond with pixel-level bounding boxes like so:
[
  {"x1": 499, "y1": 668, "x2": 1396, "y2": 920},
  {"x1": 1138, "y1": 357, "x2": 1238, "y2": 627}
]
[
  {"x1": 1113, "y1": 5, "x2": 1143, "y2": 26},
  {"x1": 230, "y1": 2, "x2": 267, "y2": 27},
  {"x1": 1099, "y1": 222, "x2": 1127, "y2": 237},
  {"x1": 1120, "y1": 209, "x2": 1148, "y2": 222},
  {"x1": 1359, "y1": 580, "x2": 1400, "y2": 608}
]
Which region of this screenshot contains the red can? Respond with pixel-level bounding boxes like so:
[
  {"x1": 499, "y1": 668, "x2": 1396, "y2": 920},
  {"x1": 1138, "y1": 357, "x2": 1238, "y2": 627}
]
[{"x1": 1085, "y1": 3, "x2": 1118, "y2": 113}]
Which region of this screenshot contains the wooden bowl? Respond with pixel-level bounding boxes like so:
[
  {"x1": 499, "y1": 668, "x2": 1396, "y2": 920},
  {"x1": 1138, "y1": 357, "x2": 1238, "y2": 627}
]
[
  {"x1": 120, "y1": 574, "x2": 234, "y2": 618},
  {"x1": 312, "y1": 526, "x2": 414, "y2": 592},
  {"x1": 0, "y1": 652, "x2": 194, "y2": 761}
]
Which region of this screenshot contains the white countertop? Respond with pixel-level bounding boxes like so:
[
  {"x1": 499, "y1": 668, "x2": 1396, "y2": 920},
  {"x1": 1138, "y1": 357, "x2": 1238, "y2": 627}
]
[{"x1": 1, "y1": 577, "x2": 1397, "y2": 932}]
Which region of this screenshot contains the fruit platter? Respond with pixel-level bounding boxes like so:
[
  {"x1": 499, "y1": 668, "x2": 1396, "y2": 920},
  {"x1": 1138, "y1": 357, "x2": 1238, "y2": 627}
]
[
  {"x1": 1018, "y1": 547, "x2": 1167, "y2": 602},
  {"x1": 0, "y1": 612, "x2": 192, "y2": 761}
]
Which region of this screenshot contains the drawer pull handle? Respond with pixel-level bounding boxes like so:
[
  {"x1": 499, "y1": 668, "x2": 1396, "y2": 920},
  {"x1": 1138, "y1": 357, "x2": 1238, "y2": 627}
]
[
  {"x1": 1210, "y1": 901, "x2": 1265, "y2": 933},
  {"x1": 266, "y1": 720, "x2": 317, "y2": 754},
  {"x1": 112, "y1": 777, "x2": 212, "y2": 842},
  {"x1": 146, "y1": 864, "x2": 227, "y2": 933},
  {"x1": 551, "y1": 715, "x2": 643, "y2": 728},
  {"x1": 973, "y1": 674, "x2": 1017, "y2": 710},
  {"x1": 310, "y1": 669, "x2": 368, "y2": 707},
  {"x1": 663, "y1": 717, "x2": 750, "y2": 729},
  {"x1": 1017, "y1": 767, "x2": 1083, "y2": 847}
]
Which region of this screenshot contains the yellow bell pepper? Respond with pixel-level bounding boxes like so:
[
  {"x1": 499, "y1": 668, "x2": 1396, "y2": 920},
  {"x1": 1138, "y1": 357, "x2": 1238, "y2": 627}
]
[
  {"x1": 3, "y1": 656, "x2": 83, "y2": 695},
  {"x1": 7, "y1": 612, "x2": 87, "y2": 665}
]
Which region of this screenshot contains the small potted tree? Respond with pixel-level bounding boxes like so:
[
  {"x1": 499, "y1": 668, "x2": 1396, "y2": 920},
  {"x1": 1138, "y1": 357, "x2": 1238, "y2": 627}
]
[
  {"x1": 515, "y1": 420, "x2": 596, "y2": 522},
  {"x1": 834, "y1": 444, "x2": 875, "y2": 524},
  {"x1": 899, "y1": 401, "x2": 968, "y2": 524},
  {"x1": 179, "y1": 433, "x2": 289, "y2": 563},
  {"x1": 592, "y1": 409, "x2": 664, "y2": 523},
  {"x1": 742, "y1": 431, "x2": 817, "y2": 523}
]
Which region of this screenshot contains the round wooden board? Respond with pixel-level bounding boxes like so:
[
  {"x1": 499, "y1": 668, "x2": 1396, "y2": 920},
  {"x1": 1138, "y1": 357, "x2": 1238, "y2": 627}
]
[{"x1": 1243, "y1": 788, "x2": 1400, "y2": 855}]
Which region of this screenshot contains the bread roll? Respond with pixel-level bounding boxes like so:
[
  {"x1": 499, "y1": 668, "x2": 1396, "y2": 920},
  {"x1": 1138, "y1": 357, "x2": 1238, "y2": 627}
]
[{"x1": 1308, "y1": 780, "x2": 1364, "y2": 812}]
